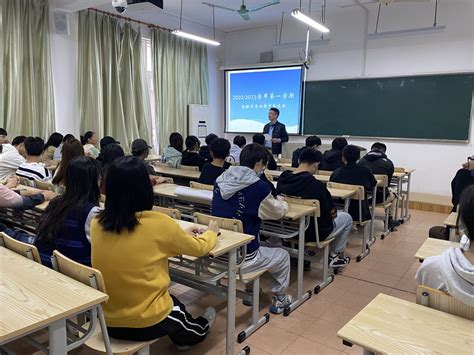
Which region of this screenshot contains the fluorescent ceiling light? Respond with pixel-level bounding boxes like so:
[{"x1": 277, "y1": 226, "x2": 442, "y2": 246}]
[
  {"x1": 172, "y1": 30, "x2": 220, "y2": 46},
  {"x1": 291, "y1": 9, "x2": 330, "y2": 33}
]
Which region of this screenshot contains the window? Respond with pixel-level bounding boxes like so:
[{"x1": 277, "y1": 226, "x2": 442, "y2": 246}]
[{"x1": 142, "y1": 38, "x2": 159, "y2": 153}]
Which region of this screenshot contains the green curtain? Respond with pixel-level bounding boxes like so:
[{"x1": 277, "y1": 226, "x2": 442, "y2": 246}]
[
  {"x1": 0, "y1": 0, "x2": 55, "y2": 137},
  {"x1": 151, "y1": 29, "x2": 209, "y2": 151},
  {"x1": 78, "y1": 10, "x2": 151, "y2": 151}
]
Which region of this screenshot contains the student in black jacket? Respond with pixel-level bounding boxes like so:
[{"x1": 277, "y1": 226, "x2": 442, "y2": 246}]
[
  {"x1": 181, "y1": 135, "x2": 206, "y2": 171},
  {"x1": 330, "y1": 145, "x2": 377, "y2": 222},
  {"x1": 277, "y1": 148, "x2": 352, "y2": 268},
  {"x1": 358, "y1": 142, "x2": 399, "y2": 228},
  {"x1": 198, "y1": 133, "x2": 218, "y2": 162},
  {"x1": 451, "y1": 156, "x2": 474, "y2": 210},
  {"x1": 291, "y1": 136, "x2": 321, "y2": 168},
  {"x1": 198, "y1": 138, "x2": 231, "y2": 185},
  {"x1": 320, "y1": 137, "x2": 348, "y2": 171},
  {"x1": 253, "y1": 133, "x2": 277, "y2": 171}
]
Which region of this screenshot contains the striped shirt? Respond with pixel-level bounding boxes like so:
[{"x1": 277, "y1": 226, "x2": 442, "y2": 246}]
[{"x1": 16, "y1": 162, "x2": 51, "y2": 182}]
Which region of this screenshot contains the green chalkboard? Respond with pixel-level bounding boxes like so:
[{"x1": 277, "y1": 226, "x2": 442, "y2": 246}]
[{"x1": 303, "y1": 73, "x2": 473, "y2": 141}]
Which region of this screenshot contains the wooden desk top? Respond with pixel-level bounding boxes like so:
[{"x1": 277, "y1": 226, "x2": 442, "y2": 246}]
[
  {"x1": 176, "y1": 220, "x2": 254, "y2": 258},
  {"x1": 337, "y1": 293, "x2": 473, "y2": 354},
  {"x1": 0, "y1": 247, "x2": 108, "y2": 344},
  {"x1": 328, "y1": 188, "x2": 356, "y2": 200},
  {"x1": 415, "y1": 238, "x2": 459, "y2": 261},
  {"x1": 152, "y1": 166, "x2": 200, "y2": 179},
  {"x1": 145, "y1": 154, "x2": 161, "y2": 162},
  {"x1": 444, "y1": 212, "x2": 458, "y2": 227}
]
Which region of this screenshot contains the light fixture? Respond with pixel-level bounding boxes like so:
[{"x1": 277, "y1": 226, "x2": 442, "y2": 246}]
[
  {"x1": 291, "y1": 9, "x2": 330, "y2": 33},
  {"x1": 172, "y1": 0, "x2": 221, "y2": 46}
]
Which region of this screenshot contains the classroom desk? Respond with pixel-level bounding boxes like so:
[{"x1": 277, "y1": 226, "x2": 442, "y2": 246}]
[
  {"x1": 145, "y1": 154, "x2": 161, "y2": 162},
  {"x1": 444, "y1": 212, "x2": 457, "y2": 227},
  {"x1": 391, "y1": 168, "x2": 415, "y2": 222},
  {"x1": 0, "y1": 247, "x2": 108, "y2": 354},
  {"x1": 415, "y1": 238, "x2": 459, "y2": 261},
  {"x1": 337, "y1": 293, "x2": 473, "y2": 355},
  {"x1": 152, "y1": 165, "x2": 200, "y2": 182}
]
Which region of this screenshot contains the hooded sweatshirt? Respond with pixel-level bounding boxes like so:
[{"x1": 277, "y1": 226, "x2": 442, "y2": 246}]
[
  {"x1": 161, "y1": 146, "x2": 182, "y2": 168},
  {"x1": 212, "y1": 166, "x2": 288, "y2": 259},
  {"x1": 358, "y1": 150, "x2": 394, "y2": 203},
  {"x1": 276, "y1": 171, "x2": 335, "y2": 240},
  {"x1": 228, "y1": 144, "x2": 242, "y2": 164},
  {"x1": 320, "y1": 149, "x2": 344, "y2": 171},
  {"x1": 416, "y1": 247, "x2": 474, "y2": 307}
]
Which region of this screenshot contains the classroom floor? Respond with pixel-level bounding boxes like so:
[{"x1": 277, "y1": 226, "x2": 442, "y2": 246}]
[{"x1": 13, "y1": 209, "x2": 449, "y2": 355}]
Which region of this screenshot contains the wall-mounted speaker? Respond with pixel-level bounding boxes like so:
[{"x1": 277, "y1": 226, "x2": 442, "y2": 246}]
[
  {"x1": 260, "y1": 51, "x2": 274, "y2": 63},
  {"x1": 53, "y1": 11, "x2": 70, "y2": 35}
]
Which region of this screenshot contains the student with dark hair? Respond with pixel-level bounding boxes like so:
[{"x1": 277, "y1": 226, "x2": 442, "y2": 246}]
[
  {"x1": 416, "y1": 185, "x2": 474, "y2": 307},
  {"x1": 101, "y1": 144, "x2": 125, "y2": 175},
  {"x1": 81, "y1": 131, "x2": 100, "y2": 158},
  {"x1": 182, "y1": 135, "x2": 206, "y2": 171},
  {"x1": 11, "y1": 136, "x2": 26, "y2": 157},
  {"x1": 54, "y1": 134, "x2": 75, "y2": 161},
  {"x1": 96, "y1": 136, "x2": 120, "y2": 165},
  {"x1": 358, "y1": 142, "x2": 399, "y2": 228},
  {"x1": 0, "y1": 128, "x2": 8, "y2": 144},
  {"x1": 277, "y1": 148, "x2": 352, "y2": 268},
  {"x1": 162, "y1": 132, "x2": 183, "y2": 168},
  {"x1": 199, "y1": 133, "x2": 218, "y2": 161},
  {"x1": 41, "y1": 132, "x2": 64, "y2": 164},
  {"x1": 291, "y1": 136, "x2": 322, "y2": 168},
  {"x1": 330, "y1": 145, "x2": 377, "y2": 222},
  {"x1": 262, "y1": 107, "x2": 289, "y2": 155},
  {"x1": 91, "y1": 156, "x2": 219, "y2": 350},
  {"x1": 253, "y1": 133, "x2": 277, "y2": 170},
  {"x1": 451, "y1": 156, "x2": 474, "y2": 211},
  {"x1": 320, "y1": 137, "x2": 348, "y2": 171},
  {"x1": 213, "y1": 143, "x2": 292, "y2": 313},
  {"x1": 131, "y1": 138, "x2": 157, "y2": 176},
  {"x1": 16, "y1": 137, "x2": 52, "y2": 182},
  {"x1": 228, "y1": 135, "x2": 246, "y2": 164},
  {"x1": 198, "y1": 138, "x2": 231, "y2": 185},
  {"x1": 0, "y1": 131, "x2": 26, "y2": 179},
  {"x1": 52, "y1": 139, "x2": 85, "y2": 186},
  {"x1": 35, "y1": 157, "x2": 102, "y2": 267}
]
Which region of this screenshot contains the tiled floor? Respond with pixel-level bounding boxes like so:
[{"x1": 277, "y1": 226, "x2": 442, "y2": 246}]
[{"x1": 15, "y1": 209, "x2": 449, "y2": 354}]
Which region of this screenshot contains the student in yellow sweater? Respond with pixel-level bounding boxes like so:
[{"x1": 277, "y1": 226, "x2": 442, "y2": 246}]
[{"x1": 91, "y1": 156, "x2": 220, "y2": 350}]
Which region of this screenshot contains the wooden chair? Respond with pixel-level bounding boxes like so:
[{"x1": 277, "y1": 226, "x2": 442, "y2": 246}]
[
  {"x1": 51, "y1": 251, "x2": 158, "y2": 355},
  {"x1": 190, "y1": 181, "x2": 213, "y2": 191},
  {"x1": 193, "y1": 212, "x2": 270, "y2": 343},
  {"x1": 416, "y1": 285, "x2": 474, "y2": 320},
  {"x1": 152, "y1": 206, "x2": 181, "y2": 220},
  {"x1": 373, "y1": 174, "x2": 394, "y2": 240},
  {"x1": 317, "y1": 170, "x2": 333, "y2": 176},
  {"x1": 283, "y1": 196, "x2": 336, "y2": 293},
  {"x1": 278, "y1": 158, "x2": 292, "y2": 164},
  {"x1": 0, "y1": 232, "x2": 41, "y2": 263},
  {"x1": 326, "y1": 182, "x2": 373, "y2": 262},
  {"x1": 180, "y1": 165, "x2": 199, "y2": 172},
  {"x1": 34, "y1": 180, "x2": 56, "y2": 191}
]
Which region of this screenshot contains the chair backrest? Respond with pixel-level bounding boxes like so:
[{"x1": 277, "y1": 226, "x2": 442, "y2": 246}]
[
  {"x1": 373, "y1": 174, "x2": 389, "y2": 188},
  {"x1": 35, "y1": 180, "x2": 56, "y2": 191},
  {"x1": 326, "y1": 182, "x2": 365, "y2": 201},
  {"x1": 278, "y1": 158, "x2": 292, "y2": 164},
  {"x1": 0, "y1": 232, "x2": 41, "y2": 263},
  {"x1": 194, "y1": 212, "x2": 243, "y2": 233},
  {"x1": 152, "y1": 206, "x2": 182, "y2": 219},
  {"x1": 180, "y1": 165, "x2": 199, "y2": 172},
  {"x1": 416, "y1": 285, "x2": 474, "y2": 320},
  {"x1": 317, "y1": 170, "x2": 333, "y2": 176},
  {"x1": 51, "y1": 250, "x2": 107, "y2": 294},
  {"x1": 190, "y1": 181, "x2": 213, "y2": 191},
  {"x1": 283, "y1": 196, "x2": 321, "y2": 218},
  {"x1": 264, "y1": 173, "x2": 274, "y2": 182},
  {"x1": 394, "y1": 167, "x2": 406, "y2": 173}
]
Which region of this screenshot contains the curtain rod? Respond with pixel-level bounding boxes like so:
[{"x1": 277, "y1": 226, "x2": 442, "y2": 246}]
[{"x1": 88, "y1": 8, "x2": 171, "y2": 32}]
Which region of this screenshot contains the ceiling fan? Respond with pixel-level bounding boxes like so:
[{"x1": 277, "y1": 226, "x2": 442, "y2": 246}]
[
  {"x1": 342, "y1": 0, "x2": 431, "y2": 7},
  {"x1": 202, "y1": 0, "x2": 280, "y2": 21}
]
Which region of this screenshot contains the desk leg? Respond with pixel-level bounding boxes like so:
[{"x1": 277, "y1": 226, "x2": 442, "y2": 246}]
[
  {"x1": 283, "y1": 216, "x2": 312, "y2": 316},
  {"x1": 369, "y1": 187, "x2": 377, "y2": 246},
  {"x1": 226, "y1": 248, "x2": 237, "y2": 355},
  {"x1": 403, "y1": 173, "x2": 412, "y2": 222},
  {"x1": 343, "y1": 197, "x2": 350, "y2": 213},
  {"x1": 48, "y1": 319, "x2": 67, "y2": 355},
  {"x1": 394, "y1": 177, "x2": 402, "y2": 222}
]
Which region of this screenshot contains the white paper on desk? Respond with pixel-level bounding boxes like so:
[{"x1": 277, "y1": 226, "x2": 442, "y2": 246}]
[
  {"x1": 264, "y1": 134, "x2": 271, "y2": 142},
  {"x1": 175, "y1": 186, "x2": 213, "y2": 201}
]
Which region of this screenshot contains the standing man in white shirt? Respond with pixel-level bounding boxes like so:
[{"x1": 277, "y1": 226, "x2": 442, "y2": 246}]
[
  {"x1": 0, "y1": 128, "x2": 26, "y2": 180},
  {"x1": 262, "y1": 108, "x2": 289, "y2": 156}
]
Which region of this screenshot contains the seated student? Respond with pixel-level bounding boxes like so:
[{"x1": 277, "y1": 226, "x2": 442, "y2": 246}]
[
  {"x1": 291, "y1": 136, "x2": 321, "y2": 168},
  {"x1": 81, "y1": 131, "x2": 100, "y2": 158},
  {"x1": 358, "y1": 142, "x2": 399, "y2": 229},
  {"x1": 101, "y1": 143, "x2": 125, "y2": 176},
  {"x1": 198, "y1": 138, "x2": 231, "y2": 185},
  {"x1": 0, "y1": 129, "x2": 26, "y2": 180},
  {"x1": 162, "y1": 132, "x2": 183, "y2": 168},
  {"x1": 91, "y1": 156, "x2": 219, "y2": 350},
  {"x1": 416, "y1": 185, "x2": 474, "y2": 307},
  {"x1": 252, "y1": 133, "x2": 277, "y2": 171},
  {"x1": 12, "y1": 136, "x2": 26, "y2": 157},
  {"x1": 451, "y1": 155, "x2": 474, "y2": 210},
  {"x1": 53, "y1": 134, "x2": 75, "y2": 161},
  {"x1": 35, "y1": 157, "x2": 101, "y2": 267},
  {"x1": 330, "y1": 145, "x2": 377, "y2": 222},
  {"x1": 16, "y1": 137, "x2": 52, "y2": 182},
  {"x1": 228, "y1": 135, "x2": 246, "y2": 164},
  {"x1": 212, "y1": 144, "x2": 293, "y2": 314},
  {"x1": 96, "y1": 136, "x2": 120, "y2": 165},
  {"x1": 182, "y1": 135, "x2": 206, "y2": 171},
  {"x1": 0, "y1": 175, "x2": 55, "y2": 209},
  {"x1": 41, "y1": 132, "x2": 63, "y2": 164},
  {"x1": 277, "y1": 148, "x2": 352, "y2": 268},
  {"x1": 320, "y1": 137, "x2": 348, "y2": 171},
  {"x1": 199, "y1": 133, "x2": 218, "y2": 161},
  {"x1": 52, "y1": 139, "x2": 84, "y2": 186}
]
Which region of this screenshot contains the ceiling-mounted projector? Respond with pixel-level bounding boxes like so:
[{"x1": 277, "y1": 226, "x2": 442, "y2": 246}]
[{"x1": 112, "y1": 0, "x2": 163, "y2": 14}]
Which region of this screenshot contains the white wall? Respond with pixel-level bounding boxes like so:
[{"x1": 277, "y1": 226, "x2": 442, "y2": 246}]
[{"x1": 220, "y1": 0, "x2": 474, "y2": 196}]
